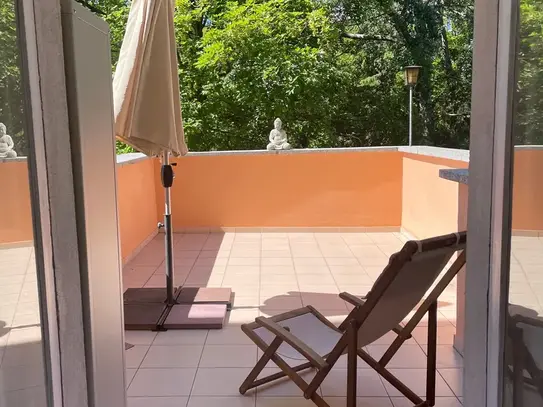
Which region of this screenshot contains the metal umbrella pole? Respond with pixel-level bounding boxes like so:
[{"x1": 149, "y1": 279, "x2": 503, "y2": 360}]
[{"x1": 160, "y1": 151, "x2": 176, "y2": 305}]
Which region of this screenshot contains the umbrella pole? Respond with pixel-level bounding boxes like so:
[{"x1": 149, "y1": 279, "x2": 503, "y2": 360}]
[{"x1": 162, "y1": 151, "x2": 175, "y2": 305}]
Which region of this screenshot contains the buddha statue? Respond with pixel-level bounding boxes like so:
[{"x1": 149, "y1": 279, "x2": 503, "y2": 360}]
[
  {"x1": 267, "y1": 118, "x2": 292, "y2": 150},
  {"x1": 0, "y1": 123, "x2": 17, "y2": 158}
]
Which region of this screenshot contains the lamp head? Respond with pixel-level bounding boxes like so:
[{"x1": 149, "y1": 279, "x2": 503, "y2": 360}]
[{"x1": 404, "y1": 66, "x2": 422, "y2": 86}]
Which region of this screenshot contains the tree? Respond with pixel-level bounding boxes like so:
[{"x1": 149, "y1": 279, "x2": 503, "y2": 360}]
[
  {"x1": 334, "y1": 0, "x2": 474, "y2": 147},
  {"x1": 3, "y1": 0, "x2": 481, "y2": 154},
  {"x1": 0, "y1": 0, "x2": 26, "y2": 154},
  {"x1": 515, "y1": 0, "x2": 543, "y2": 144}
]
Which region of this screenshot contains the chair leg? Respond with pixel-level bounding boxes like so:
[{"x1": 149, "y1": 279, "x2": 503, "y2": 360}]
[
  {"x1": 246, "y1": 361, "x2": 314, "y2": 390},
  {"x1": 347, "y1": 320, "x2": 358, "y2": 407},
  {"x1": 426, "y1": 301, "x2": 438, "y2": 407},
  {"x1": 358, "y1": 348, "x2": 424, "y2": 405},
  {"x1": 240, "y1": 335, "x2": 283, "y2": 394}
]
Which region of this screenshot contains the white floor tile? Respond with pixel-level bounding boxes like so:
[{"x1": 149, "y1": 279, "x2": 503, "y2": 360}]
[
  {"x1": 125, "y1": 345, "x2": 150, "y2": 369},
  {"x1": 127, "y1": 397, "x2": 189, "y2": 407},
  {"x1": 325, "y1": 397, "x2": 393, "y2": 407},
  {"x1": 320, "y1": 369, "x2": 388, "y2": 397},
  {"x1": 366, "y1": 345, "x2": 427, "y2": 369},
  {"x1": 1, "y1": 342, "x2": 43, "y2": 367},
  {"x1": 382, "y1": 369, "x2": 454, "y2": 397},
  {"x1": 412, "y1": 325, "x2": 456, "y2": 345},
  {"x1": 370, "y1": 331, "x2": 416, "y2": 346},
  {"x1": 125, "y1": 330, "x2": 158, "y2": 345},
  {"x1": 0, "y1": 365, "x2": 45, "y2": 392},
  {"x1": 206, "y1": 327, "x2": 254, "y2": 345},
  {"x1": 433, "y1": 346, "x2": 463, "y2": 368},
  {"x1": 192, "y1": 368, "x2": 253, "y2": 396},
  {"x1": 128, "y1": 368, "x2": 197, "y2": 397},
  {"x1": 390, "y1": 396, "x2": 461, "y2": 407},
  {"x1": 0, "y1": 386, "x2": 47, "y2": 407},
  {"x1": 126, "y1": 369, "x2": 137, "y2": 389},
  {"x1": 188, "y1": 395, "x2": 255, "y2": 407},
  {"x1": 200, "y1": 345, "x2": 257, "y2": 368},
  {"x1": 439, "y1": 368, "x2": 463, "y2": 397},
  {"x1": 256, "y1": 396, "x2": 313, "y2": 407},
  {"x1": 141, "y1": 345, "x2": 204, "y2": 368},
  {"x1": 256, "y1": 368, "x2": 320, "y2": 397},
  {"x1": 154, "y1": 330, "x2": 208, "y2": 345}
]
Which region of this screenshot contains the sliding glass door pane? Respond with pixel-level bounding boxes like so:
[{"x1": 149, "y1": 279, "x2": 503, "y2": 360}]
[
  {"x1": 0, "y1": 0, "x2": 51, "y2": 405},
  {"x1": 504, "y1": 0, "x2": 543, "y2": 405}
]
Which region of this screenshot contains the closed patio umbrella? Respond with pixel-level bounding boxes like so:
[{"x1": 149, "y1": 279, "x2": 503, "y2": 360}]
[
  {"x1": 113, "y1": 0, "x2": 230, "y2": 330},
  {"x1": 113, "y1": 0, "x2": 187, "y2": 157}
]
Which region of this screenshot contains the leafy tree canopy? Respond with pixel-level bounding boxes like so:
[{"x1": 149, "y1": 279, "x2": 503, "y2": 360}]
[{"x1": 2, "y1": 0, "x2": 542, "y2": 155}]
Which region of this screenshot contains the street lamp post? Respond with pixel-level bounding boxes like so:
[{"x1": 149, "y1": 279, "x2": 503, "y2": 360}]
[{"x1": 404, "y1": 66, "x2": 421, "y2": 146}]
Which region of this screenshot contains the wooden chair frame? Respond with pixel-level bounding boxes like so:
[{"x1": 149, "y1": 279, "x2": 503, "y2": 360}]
[
  {"x1": 239, "y1": 233, "x2": 467, "y2": 407},
  {"x1": 508, "y1": 313, "x2": 543, "y2": 406}
]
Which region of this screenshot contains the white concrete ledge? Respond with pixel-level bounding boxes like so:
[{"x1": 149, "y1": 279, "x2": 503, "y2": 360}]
[
  {"x1": 116, "y1": 152, "x2": 149, "y2": 166},
  {"x1": 514, "y1": 145, "x2": 543, "y2": 150},
  {"x1": 9, "y1": 144, "x2": 543, "y2": 167},
  {"x1": 0, "y1": 157, "x2": 28, "y2": 163},
  {"x1": 399, "y1": 146, "x2": 470, "y2": 162},
  {"x1": 184, "y1": 146, "x2": 400, "y2": 157}
]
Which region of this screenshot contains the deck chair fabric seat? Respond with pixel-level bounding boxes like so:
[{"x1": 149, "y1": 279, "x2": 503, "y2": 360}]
[
  {"x1": 239, "y1": 231, "x2": 467, "y2": 407},
  {"x1": 254, "y1": 312, "x2": 342, "y2": 361}
]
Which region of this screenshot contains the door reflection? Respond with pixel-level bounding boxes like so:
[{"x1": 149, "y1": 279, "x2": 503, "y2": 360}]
[
  {"x1": 505, "y1": 0, "x2": 543, "y2": 404},
  {"x1": 0, "y1": 0, "x2": 48, "y2": 405}
]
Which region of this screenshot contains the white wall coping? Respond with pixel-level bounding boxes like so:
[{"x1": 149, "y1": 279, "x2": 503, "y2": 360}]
[
  {"x1": 4, "y1": 144, "x2": 543, "y2": 166},
  {"x1": 0, "y1": 157, "x2": 28, "y2": 163},
  {"x1": 184, "y1": 146, "x2": 399, "y2": 157},
  {"x1": 398, "y1": 146, "x2": 470, "y2": 162},
  {"x1": 116, "y1": 152, "x2": 149, "y2": 166}
]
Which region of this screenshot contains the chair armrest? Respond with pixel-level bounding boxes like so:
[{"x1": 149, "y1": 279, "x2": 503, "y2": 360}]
[
  {"x1": 511, "y1": 314, "x2": 543, "y2": 328},
  {"x1": 255, "y1": 316, "x2": 328, "y2": 369},
  {"x1": 339, "y1": 292, "x2": 366, "y2": 307}
]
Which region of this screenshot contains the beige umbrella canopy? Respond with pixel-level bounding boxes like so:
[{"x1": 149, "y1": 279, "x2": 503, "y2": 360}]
[{"x1": 113, "y1": 0, "x2": 188, "y2": 157}]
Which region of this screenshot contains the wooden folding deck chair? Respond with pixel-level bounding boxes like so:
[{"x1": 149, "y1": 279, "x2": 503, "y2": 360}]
[
  {"x1": 239, "y1": 232, "x2": 467, "y2": 407},
  {"x1": 507, "y1": 308, "x2": 543, "y2": 406}
]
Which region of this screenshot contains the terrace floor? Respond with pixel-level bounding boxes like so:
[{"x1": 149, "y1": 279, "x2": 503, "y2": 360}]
[
  {"x1": 3, "y1": 232, "x2": 542, "y2": 406},
  {"x1": 122, "y1": 232, "x2": 463, "y2": 407}
]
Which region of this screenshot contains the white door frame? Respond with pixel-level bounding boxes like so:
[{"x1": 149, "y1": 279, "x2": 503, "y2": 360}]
[
  {"x1": 464, "y1": 0, "x2": 518, "y2": 405},
  {"x1": 16, "y1": 1, "x2": 126, "y2": 406}
]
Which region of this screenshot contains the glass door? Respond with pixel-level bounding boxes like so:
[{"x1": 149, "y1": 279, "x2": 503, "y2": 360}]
[
  {"x1": 501, "y1": 0, "x2": 543, "y2": 405},
  {"x1": 1, "y1": 0, "x2": 59, "y2": 405}
]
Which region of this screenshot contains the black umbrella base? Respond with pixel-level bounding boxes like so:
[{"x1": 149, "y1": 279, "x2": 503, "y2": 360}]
[
  {"x1": 162, "y1": 303, "x2": 227, "y2": 330},
  {"x1": 123, "y1": 287, "x2": 232, "y2": 330},
  {"x1": 124, "y1": 303, "x2": 168, "y2": 331},
  {"x1": 123, "y1": 302, "x2": 228, "y2": 331},
  {"x1": 124, "y1": 287, "x2": 172, "y2": 304}
]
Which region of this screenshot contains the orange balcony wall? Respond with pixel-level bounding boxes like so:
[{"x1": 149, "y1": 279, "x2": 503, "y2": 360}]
[
  {"x1": 0, "y1": 160, "x2": 33, "y2": 245},
  {"x1": 116, "y1": 157, "x2": 159, "y2": 263},
  {"x1": 157, "y1": 149, "x2": 403, "y2": 229},
  {"x1": 401, "y1": 152, "x2": 469, "y2": 239},
  {"x1": 3, "y1": 146, "x2": 543, "y2": 264},
  {"x1": 512, "y1": 148, "x2": 543, "y2": 232}
]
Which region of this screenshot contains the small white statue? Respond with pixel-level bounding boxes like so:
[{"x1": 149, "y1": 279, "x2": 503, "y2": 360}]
[
  {"x1": 267, "y1": 118, "x2": 292, "y2": 150},
  {"x1": 0, "y1": 123, "x2": 17, "y2": 158}
]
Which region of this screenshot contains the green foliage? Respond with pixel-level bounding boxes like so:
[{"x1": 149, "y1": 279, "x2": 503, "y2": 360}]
[
  {"x1": 0, "y1": 0, "x2": 26, "y2": 154},
  {"x1": 6, "y1": 0, "x2": 543, "y2": 155},
  {"x1": 516, "y1": 0, "x2": 543, "y2": 144}
]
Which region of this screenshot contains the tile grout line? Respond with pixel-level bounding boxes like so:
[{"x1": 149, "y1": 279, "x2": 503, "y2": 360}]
[
  {"x1": 436, "y1": 368, "x2": 462, "y2": 402},
  {"x1": 187, "y1": 327, "x2": 210, "y2": 401}
]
